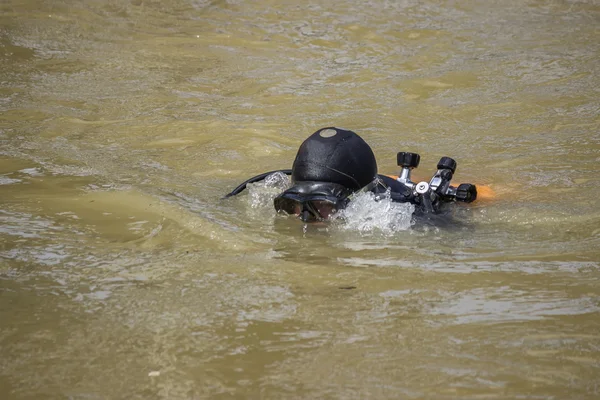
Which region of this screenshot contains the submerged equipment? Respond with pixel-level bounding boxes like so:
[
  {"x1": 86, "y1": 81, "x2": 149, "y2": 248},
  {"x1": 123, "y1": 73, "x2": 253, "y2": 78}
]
[{"x1": 224, "y1": 127, "x2": 477, "y2": 220}]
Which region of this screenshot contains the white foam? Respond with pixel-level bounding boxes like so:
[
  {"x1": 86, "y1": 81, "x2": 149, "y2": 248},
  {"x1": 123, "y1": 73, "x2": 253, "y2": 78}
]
[
  {"x1": 245, "y1": 172, "x2": 291, "y2": 218},
  {"x1": 332, "y1": 190, "x2": 415, "y2": 235},
  {"x1": 0, "y1": 176, "x2": 22, "y2": 185}
]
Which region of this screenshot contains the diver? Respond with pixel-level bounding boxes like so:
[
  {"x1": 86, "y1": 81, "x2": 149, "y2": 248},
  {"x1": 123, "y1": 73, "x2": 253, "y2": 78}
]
[{"x1": 224, "y1": 127, "x2": 478, "y2": 222}]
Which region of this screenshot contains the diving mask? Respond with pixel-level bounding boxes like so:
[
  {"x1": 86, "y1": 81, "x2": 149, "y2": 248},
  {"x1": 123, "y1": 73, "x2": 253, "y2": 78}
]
[{"x1": 273, "y1": 181, "x2": 351, "y2": 221}]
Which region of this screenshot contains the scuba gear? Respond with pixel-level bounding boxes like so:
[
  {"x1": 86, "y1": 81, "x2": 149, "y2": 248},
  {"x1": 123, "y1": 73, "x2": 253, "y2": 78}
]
[
  {"x1": 387, "y1": 152, "x2": 477, "y2": 213},
  {"x1": 223, "y1": 127, "x2": 477, "y2": 220}
]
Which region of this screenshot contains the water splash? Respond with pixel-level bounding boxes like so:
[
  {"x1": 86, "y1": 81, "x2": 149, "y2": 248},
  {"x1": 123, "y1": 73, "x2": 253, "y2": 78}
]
[
  {"x1": 333, "y1": 190, "x2": 415, "y2": 235},
  {"x1": 245, "y1": 172, "x2": 291, "y2": 217}
]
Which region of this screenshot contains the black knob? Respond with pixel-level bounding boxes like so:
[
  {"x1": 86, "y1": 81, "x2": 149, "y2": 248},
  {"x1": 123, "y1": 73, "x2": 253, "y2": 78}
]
[
  {"x1": 397, "y1": 152, "x2": 420, "y2": 168},
  {"x1": 455, "y1": 183, "x2": 477, "y2": 203},
  {"x1": 437, "y1": 157, "x2": 457, "y2": 173}
]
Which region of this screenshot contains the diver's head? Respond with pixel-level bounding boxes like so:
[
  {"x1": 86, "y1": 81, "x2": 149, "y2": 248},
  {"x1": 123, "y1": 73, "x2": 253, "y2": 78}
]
[{"x1": 274, "y1": 127, "x2": 378, "y2": 222}]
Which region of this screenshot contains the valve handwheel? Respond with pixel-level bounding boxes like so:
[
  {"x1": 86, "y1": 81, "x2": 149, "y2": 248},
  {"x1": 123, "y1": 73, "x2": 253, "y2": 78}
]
[
  {"x1": 437, "y1": 157, "x2": 457, "y2": 174},
  {"x1": 397, "y1": 152, "x2": 420, "y2": 169},
  {"x1": 456, "y1": 183, "x2": 477, "y2": 203}
]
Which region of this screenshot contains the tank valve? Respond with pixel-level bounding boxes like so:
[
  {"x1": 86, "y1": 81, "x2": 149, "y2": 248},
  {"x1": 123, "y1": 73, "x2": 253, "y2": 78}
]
[
  {"x1": 392, "y1": 152, "x2": 477, "y2": 213},
  {"x1": 396, "y1": 152, "x2": 420, "y2": 187},
  {"x1": 429, "y1": 156, "x2": 456, "y2": 197}
]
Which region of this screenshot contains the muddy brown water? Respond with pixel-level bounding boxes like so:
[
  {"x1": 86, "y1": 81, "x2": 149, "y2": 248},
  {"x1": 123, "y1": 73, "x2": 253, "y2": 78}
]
[{"x1": 1, "y1": 1, "x2": 599, "y2": 399}]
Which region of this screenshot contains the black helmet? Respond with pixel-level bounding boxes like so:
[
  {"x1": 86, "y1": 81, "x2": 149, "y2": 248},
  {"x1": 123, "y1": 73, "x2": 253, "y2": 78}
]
[{"x1": 274, "y1": 127, "x2": 378, "y2": 221}]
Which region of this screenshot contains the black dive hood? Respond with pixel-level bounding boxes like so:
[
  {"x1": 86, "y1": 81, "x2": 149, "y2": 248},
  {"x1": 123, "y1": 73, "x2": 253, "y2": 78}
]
[{"x1": 290, "y1": 127, "x2": 378, "y2": 191}]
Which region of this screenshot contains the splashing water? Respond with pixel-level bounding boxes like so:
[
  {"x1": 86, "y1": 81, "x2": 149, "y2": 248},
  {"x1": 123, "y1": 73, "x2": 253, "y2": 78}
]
[
  {"x1": 246, "y1": 172, "x2": 291, "y2": 217},
  {"x1": 333, "y1": 190, "x2": 415, "y2": 235},
  {"x1": 245, "y1": 174, "x2": 415, "y2": 233}
]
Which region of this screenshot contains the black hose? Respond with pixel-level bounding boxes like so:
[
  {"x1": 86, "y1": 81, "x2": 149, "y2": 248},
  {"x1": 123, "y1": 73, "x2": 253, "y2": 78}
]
[{"x1": 222, "y1": 169, "x2": 292, "y2": 198}]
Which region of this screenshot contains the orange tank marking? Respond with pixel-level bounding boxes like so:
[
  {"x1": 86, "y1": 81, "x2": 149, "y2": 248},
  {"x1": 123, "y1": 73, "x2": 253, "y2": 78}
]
[{"x1": 475, "y1": 185, "x2": 496, "y2": 201}]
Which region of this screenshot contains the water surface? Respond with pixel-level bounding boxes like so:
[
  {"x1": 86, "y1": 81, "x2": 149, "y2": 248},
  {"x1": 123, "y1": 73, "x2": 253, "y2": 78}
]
[{"x1": 1, "y1": 0, "x2": 599, "y2": 398}]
